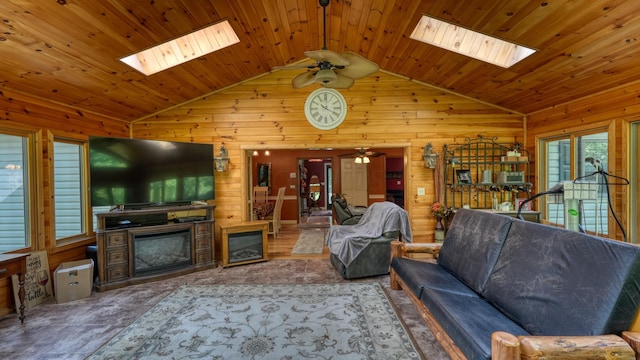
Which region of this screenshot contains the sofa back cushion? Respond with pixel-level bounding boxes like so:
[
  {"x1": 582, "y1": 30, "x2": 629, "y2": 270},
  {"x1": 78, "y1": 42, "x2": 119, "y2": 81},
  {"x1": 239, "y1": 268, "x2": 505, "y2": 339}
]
[
  {"x1": 438, "y1": 209, "x2": 512, "y2": 293},
  {"x1": 484, "y1": 220, "x2": 640, "y2": 336}
]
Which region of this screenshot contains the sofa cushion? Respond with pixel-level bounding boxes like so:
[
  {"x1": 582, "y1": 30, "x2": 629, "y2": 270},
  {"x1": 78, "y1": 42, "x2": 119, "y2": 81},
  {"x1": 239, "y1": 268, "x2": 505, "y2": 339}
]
[
  {"x1": 391, "y1": 257, "x2": 479, "y2": 298},
  {"x1": 484, "y1": 220, "x2": 640, "y2": 336},
  {"x1": 420, "y1": 287, "x2": 529, "y2": 360},
  {"x1": 437, "y1": 209, "x2": 512, "y2": 293}
]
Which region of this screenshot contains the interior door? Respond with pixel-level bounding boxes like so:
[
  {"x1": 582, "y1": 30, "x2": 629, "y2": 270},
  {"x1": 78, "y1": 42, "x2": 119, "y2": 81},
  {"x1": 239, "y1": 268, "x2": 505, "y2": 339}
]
[{"x1": 340, "y1": 158, "x2": 368, "y2": 206}]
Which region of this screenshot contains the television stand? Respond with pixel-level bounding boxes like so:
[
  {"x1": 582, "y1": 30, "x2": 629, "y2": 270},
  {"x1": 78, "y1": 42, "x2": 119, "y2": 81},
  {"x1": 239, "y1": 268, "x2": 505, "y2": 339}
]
[{"x1": 95, "y1": 204, "x2": 216, "y2": 292}]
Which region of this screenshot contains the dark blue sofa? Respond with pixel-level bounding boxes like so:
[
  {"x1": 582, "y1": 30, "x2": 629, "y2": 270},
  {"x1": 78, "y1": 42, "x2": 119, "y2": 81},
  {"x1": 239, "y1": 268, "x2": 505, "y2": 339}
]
[{"x1": 390, "y1": 209, "x2": 640, "y2": 360}]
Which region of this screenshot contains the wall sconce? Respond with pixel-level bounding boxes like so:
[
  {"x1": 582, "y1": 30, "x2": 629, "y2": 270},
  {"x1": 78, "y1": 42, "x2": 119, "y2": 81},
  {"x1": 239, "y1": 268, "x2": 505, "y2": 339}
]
[
  {"x1": 214, "y1": 145, "x2": 229, "y2": 172},
  {"x1": 422, "y1": 142, "x2": 439, "y2": 169}
]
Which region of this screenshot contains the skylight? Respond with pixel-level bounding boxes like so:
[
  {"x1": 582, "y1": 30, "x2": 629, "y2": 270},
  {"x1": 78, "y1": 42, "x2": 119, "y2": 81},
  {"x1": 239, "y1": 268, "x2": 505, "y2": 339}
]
[
  {"x1": 410, "y1": 15, "x2": 535, "y2": 68},
  {"x1": 120, "y1": 20, "x2": 239, "y2": 76}
]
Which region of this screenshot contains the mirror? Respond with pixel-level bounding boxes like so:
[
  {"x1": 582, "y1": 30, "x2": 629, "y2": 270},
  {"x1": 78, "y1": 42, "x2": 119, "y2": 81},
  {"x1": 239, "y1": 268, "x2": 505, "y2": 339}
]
[{"x1": 309, "y1": 175, "x2": 321, "y2": 206}]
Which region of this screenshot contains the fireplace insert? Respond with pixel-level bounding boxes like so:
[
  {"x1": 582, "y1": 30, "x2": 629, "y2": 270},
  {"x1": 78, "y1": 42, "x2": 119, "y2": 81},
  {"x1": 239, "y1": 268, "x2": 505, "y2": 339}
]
[
  {"x1": 131, "y1": 228, "x2": 192, "y2": 277},
  {"x1": 227, "y1": 230, "x2": 264, "y2": 264}
]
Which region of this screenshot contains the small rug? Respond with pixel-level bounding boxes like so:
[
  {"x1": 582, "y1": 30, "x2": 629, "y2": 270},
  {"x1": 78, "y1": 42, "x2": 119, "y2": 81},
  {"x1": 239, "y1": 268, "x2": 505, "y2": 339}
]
[
  {"x1": 291, "y1": 229, "x2": 326, "y2": 254},
  {"x1": 88, "y1": 283, "x2": 423, "y2": 359}
]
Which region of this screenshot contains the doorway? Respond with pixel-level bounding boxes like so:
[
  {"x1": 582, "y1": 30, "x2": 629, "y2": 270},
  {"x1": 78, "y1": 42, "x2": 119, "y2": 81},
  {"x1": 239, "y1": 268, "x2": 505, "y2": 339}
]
[
  {"x1": 298, "y1": 158, "x2": 332, "y2": 218},
  {"x1": 246, "y1": 147, "x2": 406, "y2": 223}
]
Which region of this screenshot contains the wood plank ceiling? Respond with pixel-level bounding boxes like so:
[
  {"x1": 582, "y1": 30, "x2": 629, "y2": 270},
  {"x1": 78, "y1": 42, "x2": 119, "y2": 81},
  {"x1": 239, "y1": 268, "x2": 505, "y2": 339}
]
[{"x1": 2, "y1": 0, "x2": 640, "y2": 121}]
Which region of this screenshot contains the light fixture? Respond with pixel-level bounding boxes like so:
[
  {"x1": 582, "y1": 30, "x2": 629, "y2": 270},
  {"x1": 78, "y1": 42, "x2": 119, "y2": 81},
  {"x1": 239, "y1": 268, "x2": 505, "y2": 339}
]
[
  {"x1": 354, "y1": 155, "x2": 370, "y2": 164},
  {"x1": 252, "y1": 150, "x2": 272, "y2": 156},
  {"x1": 214, "y1": 145, "x2": 229, "y2": 172},
  {"x1": 410, "y1": 15, "x2": 535, "y2": 68},
  {"x1": 422, "y1": 142, "x2": 439, "y2": 169},
  {"x1": 315, "y1": 69, "x2": 338, "y2": 85},
  {"x1": 120, "y1": 20, "x2": 239, "y2": 76}
]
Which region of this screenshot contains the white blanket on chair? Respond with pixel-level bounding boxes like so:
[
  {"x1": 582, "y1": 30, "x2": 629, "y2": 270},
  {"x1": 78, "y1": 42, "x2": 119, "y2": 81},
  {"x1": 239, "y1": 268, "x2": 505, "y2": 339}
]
[{"x1": 325, "y1": 201, "x2": 412, "y2": 267}]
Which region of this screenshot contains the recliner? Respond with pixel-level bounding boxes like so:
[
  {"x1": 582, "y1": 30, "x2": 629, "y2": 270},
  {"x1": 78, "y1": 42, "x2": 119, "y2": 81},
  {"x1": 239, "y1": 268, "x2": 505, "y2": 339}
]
[{"x1": 331, "y1": 194, "x2": 366, "y2": 225}]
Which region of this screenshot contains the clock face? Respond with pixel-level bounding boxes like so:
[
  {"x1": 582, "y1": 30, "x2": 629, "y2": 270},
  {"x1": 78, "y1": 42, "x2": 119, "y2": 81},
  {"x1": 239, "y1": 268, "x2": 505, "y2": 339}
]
[{"x1": 304, "y1": 88, "x2": 347, "y2": 130}]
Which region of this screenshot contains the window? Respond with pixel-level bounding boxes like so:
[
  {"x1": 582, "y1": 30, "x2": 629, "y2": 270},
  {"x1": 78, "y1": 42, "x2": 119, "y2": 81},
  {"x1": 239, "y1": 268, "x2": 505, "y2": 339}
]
[
  {"x1": 53, "y1": 139, "x2": 86, "y2": 241},
  {"x1": 120, "y1": 20, "x2": 239, "y2": 76},
  {"x1": 410, "y1": 15, "x2": 536, "y2": 68},
  {"x1": 541, "y1": 131, "x2": 609, "y2": 235},
  {"x1": 0, "y1": 133, "x2": 31, "y2": 252}
]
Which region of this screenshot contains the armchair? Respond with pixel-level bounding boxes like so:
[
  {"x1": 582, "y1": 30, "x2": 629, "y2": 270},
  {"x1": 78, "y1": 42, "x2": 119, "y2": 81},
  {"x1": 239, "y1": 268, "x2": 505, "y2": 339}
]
[
  {"x1": 326, "y1": 201, "x2": 412, "y2": 279},
  {"x1": 331, "y1": 194, "x2": 366, "y2": 225}
]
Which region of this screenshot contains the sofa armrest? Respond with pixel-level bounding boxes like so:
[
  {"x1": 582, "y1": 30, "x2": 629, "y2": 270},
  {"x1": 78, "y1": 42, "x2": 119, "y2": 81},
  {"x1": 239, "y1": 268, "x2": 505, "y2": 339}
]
[
  {"x1": 622, "y1": 331, "x2": 640, "y2": 357},
  {"x1": 390, "y1": 240, "x2": 442, "y2": 258},
  {"x1": 492, "y1": 331, "x2": 636, "y2": 360},
  {"x1": 340, "y1": 215, "x2": 362, "y2": 225}
]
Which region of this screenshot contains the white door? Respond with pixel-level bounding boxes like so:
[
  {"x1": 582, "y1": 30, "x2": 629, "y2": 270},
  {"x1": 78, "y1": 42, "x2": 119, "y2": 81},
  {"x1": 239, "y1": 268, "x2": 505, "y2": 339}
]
[{"x1": 340, "y1": 158, "x2": 368, "y2": 206}]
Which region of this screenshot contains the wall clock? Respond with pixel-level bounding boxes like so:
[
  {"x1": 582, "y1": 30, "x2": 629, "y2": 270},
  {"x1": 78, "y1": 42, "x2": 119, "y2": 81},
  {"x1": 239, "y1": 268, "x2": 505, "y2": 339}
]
[{"x1": 304, "y1": 88, "x2": 347, "y2": 130}]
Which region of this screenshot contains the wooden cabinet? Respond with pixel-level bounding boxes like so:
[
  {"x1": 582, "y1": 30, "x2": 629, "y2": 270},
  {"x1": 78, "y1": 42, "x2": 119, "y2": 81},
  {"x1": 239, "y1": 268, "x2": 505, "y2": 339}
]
[
  {"x1": 95, "y1": 204, "x2": 216, "y2": 291},
  {"x1": 103, "y1": 231, "x2": 128, "y2": 282},
  {"x1": 443, "y1": 136, "x2": 539, "y2": 220},
  {"x1": 194, "y1": 221, "x2": 213, "y2": 264}
]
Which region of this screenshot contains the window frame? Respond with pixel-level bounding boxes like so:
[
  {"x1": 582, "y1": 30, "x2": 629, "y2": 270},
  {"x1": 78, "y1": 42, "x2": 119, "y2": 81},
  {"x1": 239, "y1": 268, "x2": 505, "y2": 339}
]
[
  {"x1": 537, "y1": 127, "x2": 611, "y2": 235},
  {"x1": 0, "y1": 127, "x2": 41, "y2": 253},
  {"x1": 47, "y1": 132, "x2": 93, "y2": 249}
]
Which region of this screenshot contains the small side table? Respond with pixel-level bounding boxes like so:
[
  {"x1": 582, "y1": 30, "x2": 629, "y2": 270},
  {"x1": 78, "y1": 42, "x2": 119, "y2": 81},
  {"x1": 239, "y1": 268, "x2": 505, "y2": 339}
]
[{"x1": 0, "y1": 253, "x2": 29, "y2": 324}]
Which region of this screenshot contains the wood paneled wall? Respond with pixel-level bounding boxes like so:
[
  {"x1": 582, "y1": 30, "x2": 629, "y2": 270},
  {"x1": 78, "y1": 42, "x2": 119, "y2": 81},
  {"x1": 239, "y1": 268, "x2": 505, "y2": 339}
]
[
  {"x1": 131, "y1": 70, "x2": 526, "y2": 239},
  {"x1": 526, "y1": 87, "x2": 640, "y2": 241},
  {"x1": 0, "y1": 89, "x2": 129, "y2": 314}
]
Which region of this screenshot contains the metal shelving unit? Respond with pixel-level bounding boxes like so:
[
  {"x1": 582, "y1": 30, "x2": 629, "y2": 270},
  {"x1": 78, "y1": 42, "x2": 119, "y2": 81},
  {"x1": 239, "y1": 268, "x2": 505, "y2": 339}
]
[{"x1": 443, "y1": 135, "x2": 533, "y2": 212}]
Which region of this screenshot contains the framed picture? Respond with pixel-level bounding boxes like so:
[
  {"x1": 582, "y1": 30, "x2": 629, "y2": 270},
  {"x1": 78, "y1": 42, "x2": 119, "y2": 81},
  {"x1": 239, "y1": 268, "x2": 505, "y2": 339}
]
[
  {"x1": 257, "y1": 163, "x2": 271, "y2": 191},
  {"x1": 456, "y1": 169, "x2": 472, "y2": 184}
]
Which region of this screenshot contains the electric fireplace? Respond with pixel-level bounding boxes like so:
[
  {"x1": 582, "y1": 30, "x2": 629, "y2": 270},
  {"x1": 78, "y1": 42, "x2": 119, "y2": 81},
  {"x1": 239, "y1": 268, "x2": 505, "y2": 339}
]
[
  {"x1": 131, "y1": 228, "x2": 192, "y2": 277},
  {"x1": 219, "y1": 221, "x2": 268, "y2": 267}
]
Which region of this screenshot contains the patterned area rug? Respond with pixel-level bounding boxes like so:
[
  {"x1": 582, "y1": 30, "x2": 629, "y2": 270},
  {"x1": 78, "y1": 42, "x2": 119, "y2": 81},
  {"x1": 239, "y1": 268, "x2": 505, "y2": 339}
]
[
  {"x1": 298, "y1": 215, "x2": 332, "y2": 228},
  {"x1": 87, "y1": 283, "x2": 423, "y2": 359},
  {"x1": 291, "y1": 229, "x2": 326, "y2": 254}
]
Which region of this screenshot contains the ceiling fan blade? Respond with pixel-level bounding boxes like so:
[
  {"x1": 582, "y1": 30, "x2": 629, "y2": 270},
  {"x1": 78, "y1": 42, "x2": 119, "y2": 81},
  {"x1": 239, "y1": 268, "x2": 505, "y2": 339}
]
[
  {"x1": 322, "y1": 73, "x2": 354, "y2": 88},
  {"x1": 304, "y1": 49, "x2": 350, "y2": 66},
  {"x1": 292, "y1": 72, "x2": 317, "y2": 88},
  {"x1": 273, "y1": 62, "x2": 318, "y2": 70},
  {"x1": 335, "y1": 52, "x2": 379, "y2": 79},
  {"x1": 367, "y1": 151, "x2": 386, "y2": 157}
]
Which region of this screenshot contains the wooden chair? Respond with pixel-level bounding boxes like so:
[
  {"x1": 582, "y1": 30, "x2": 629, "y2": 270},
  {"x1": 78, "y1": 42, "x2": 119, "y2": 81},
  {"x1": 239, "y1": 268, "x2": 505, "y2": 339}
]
[
  {"x1": 267, "y1": 187, "x2": 286, "y2": 238},
  {"x1": 253, "y1": 186, "x2": 268, "y2": 205},
  {"x1": 252, "y1": 186, "x2": 269, "y2": 220}
]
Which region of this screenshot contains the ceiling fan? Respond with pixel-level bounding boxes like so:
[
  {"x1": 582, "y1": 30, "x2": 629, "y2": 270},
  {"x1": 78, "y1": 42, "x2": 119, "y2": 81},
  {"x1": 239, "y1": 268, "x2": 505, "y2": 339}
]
[
  {"x1": 273, "y1": 0, "x2": 379, "y2": 89},
  {"x1": 339, "y1": 148, "x2": 386, "y2": 161}
]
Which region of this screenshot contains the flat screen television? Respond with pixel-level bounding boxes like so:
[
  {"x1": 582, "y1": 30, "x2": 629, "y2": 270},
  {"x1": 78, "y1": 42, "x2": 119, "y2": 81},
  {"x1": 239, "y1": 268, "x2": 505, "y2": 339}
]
[{"x1": 89, "y1": 136, "x2": 214, "y2": 208}]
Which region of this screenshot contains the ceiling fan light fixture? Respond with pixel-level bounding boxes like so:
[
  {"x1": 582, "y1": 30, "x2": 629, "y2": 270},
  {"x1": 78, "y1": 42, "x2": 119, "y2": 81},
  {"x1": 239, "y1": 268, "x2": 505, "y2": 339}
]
[
  {"x1": 315, "y1": 69, "x2": 337, "y2": 85},
  {"x1": 354, "y1": 155, "x2": 370, "y2": 164}
]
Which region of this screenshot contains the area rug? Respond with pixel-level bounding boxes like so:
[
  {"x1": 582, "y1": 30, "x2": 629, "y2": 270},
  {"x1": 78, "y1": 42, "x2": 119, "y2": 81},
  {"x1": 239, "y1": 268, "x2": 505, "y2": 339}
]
[
  {"x1": 298, "y1": 215, "x2": 332, "y2": 229},
  {"x1": 291, "y1": 229, "x2": 326, "y2": 254},
  {"x1": 87, "y1": 283, "x2": 423, "y2": 359}
]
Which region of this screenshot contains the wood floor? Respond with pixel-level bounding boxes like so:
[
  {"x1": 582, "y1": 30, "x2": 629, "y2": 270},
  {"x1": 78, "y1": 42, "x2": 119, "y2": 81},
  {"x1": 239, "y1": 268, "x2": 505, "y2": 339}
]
[{"x1": 267, "y1": 221, "x2": 332, "y2": 260}]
